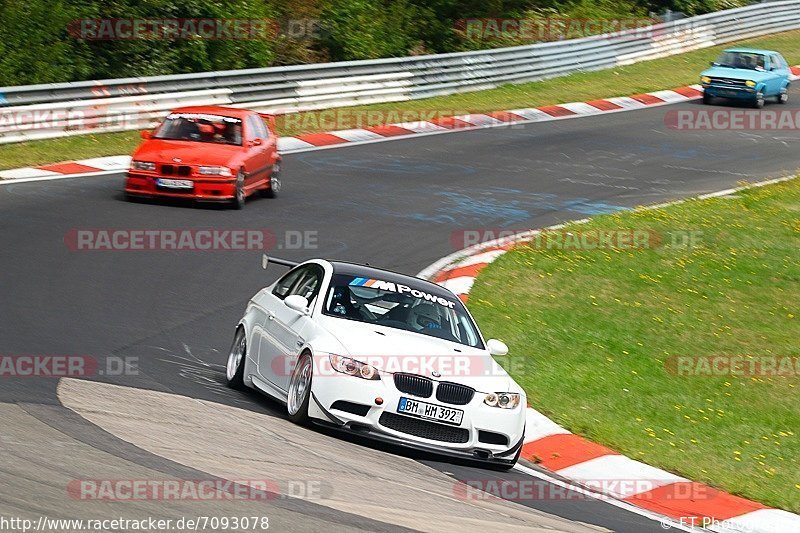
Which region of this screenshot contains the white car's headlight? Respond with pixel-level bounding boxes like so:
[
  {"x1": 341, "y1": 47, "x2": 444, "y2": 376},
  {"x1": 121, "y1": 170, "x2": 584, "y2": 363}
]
[
  {"x1": 131, "y1": 161, "x2": 156, "y2": 171},
  {"x1": 198, "y1": 166, "x2": 233, "y2": 176},
  {"x1": 329, "y1": 355, "x2": 381, "y2": 381},
  {"x1": 484, "y1": 392, "x2": 521, "y2": 409}
]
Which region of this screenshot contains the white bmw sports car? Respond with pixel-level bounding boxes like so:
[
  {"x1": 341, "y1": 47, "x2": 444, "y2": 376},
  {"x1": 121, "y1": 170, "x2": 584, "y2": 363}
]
[{"x1": 226, "y1": 258, "x2": 527, "y2": 469}]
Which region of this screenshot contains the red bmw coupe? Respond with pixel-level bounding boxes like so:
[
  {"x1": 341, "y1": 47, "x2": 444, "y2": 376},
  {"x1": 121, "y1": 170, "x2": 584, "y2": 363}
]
[{"x1": 124, "y1": 106, "x2": 281, "y2": 209}]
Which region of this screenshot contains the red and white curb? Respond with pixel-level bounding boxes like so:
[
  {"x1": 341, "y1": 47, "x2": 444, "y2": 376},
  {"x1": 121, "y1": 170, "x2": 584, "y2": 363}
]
[
  {"x1": 4, "y1": 66, "x2": 799, "y2": 184},
  {"x1": 0, "y1": 155, "x2": 132, "y2": 183},
  {"x1": 418, "y1": 176, "x2": 800, "y2": 533},
  {"x1": 274, "y1": 84, "x2": 706, "y2": 153},
  {"x1": 0, "y1": 84, "x2": 708, "y2": 183}
]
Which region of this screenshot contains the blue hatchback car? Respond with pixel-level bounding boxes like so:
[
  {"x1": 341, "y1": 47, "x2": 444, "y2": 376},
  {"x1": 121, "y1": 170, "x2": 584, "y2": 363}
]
[{"x1": 700, "y1": 48, "x2": 791, "y2": 108}]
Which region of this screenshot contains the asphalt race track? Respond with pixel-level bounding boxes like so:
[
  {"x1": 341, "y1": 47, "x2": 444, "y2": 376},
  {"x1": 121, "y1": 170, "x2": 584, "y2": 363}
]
[{"x1": 2, "y1": 91, "x2": 800, "y2": 532}]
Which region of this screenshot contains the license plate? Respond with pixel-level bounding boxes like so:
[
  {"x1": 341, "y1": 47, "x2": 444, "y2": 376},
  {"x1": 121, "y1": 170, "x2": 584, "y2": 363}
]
[
  {"x1": 157, "y1": 178, "x2": 193, "y2": 189},
  {"x1": 397, "y1": 397, "x2": 464, "y2": 425}
]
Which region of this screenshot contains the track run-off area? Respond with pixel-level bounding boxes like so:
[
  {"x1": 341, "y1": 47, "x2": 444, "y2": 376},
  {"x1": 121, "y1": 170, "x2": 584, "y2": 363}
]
[{"x1": 1, "y1": 89, "x2": 799, "y2": 532}]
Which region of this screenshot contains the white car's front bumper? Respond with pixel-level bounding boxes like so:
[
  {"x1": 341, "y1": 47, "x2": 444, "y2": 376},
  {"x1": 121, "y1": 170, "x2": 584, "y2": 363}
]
[{"x1": 308, "y1": 363, "x2": 526, "y2": 465}]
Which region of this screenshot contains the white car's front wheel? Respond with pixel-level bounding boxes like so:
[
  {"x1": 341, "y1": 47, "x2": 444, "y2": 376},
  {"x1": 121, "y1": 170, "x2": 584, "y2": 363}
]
[
  {"x1": 287, "y1": 352, "x2": 312, "y2": 424},
  {"x1": 226, "y1": 328, "x2": 246, "y2": 389}
]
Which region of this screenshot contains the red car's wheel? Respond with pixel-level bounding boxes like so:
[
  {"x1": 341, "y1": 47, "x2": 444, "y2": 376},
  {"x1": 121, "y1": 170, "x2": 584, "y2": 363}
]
[
  {"x1": 261, "y1": 160, "x2": 281, "y2": 199},
  {"x1": 231, "y1": 169, "x2": 246, "y2": 210}
]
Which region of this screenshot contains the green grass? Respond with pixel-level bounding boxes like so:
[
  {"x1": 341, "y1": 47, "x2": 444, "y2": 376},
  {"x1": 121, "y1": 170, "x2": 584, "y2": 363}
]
[
  {"x1": 2, "y1": 30, "x2": 800, "y2": 171},
  {"x1": 469, "y1": 177, "x2": 800, "y2": 512}
]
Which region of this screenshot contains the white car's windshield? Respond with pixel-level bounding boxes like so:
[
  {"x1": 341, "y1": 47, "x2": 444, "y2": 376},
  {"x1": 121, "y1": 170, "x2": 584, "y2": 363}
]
[
  {"x1": 714, "y1": 51, "x2": 766, "y2": 71},
  {"x1": 323, "y1": 274, "x2": 484, "y2": 349},
  {"x1": 154, "y1": 113, "x2": 243, "y2": 145}
]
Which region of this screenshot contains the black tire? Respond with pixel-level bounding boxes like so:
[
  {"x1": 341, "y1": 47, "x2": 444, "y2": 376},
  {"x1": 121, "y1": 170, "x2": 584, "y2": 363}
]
[
  {"x1": 754, "y1": 92, "x2": 765, "y2": 109},
  {"x1": 225, "y1": 327, "x2": 246, "y2": 390},
  {"x1": 702, "y1": 92, "x2": 713, "y2": 105},
  {"x1": 230, "y1": 169, "x2": 246, "y2": 209},
  {"x1": 286, "y1": 352, "x2": 312, "y2": 424},
  {"x1": 261, "y1": 160, "x2": 281, "y2": 199},
  {"x1": 778, "y1": 89, "x2": 789, "y2": 104}
]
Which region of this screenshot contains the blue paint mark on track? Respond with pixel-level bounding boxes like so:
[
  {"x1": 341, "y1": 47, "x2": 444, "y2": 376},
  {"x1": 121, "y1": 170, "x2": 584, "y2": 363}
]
[{"x1": 406, "y1": 189, "x2": 627, "y2": 225}]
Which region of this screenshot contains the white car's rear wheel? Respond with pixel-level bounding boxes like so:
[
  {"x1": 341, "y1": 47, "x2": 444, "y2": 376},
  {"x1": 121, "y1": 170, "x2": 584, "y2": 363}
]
[
  {"x1": 226, "y1": 328, "x2": 246, "y2": 389},
  {"x1": 287, "y1": 352, "x2": 312, "y2": 423}
]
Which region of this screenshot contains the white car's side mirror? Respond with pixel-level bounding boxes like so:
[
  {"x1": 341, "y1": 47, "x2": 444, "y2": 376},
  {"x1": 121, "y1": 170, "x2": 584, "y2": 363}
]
[
  {"x1": 487, "y1": 339, "x2": 509, "y2": 356},
  {"x1": 284, "y1": 295, "x2": 309, "y2": 314}
]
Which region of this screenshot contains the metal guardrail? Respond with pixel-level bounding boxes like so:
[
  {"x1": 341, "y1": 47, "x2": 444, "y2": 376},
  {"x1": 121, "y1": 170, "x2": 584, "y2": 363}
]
[{"x1": 0, "y1": 1, "x2": 798, "y2": 144}]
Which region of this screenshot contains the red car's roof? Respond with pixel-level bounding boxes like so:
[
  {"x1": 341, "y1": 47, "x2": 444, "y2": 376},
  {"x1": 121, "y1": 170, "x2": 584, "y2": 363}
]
[{"x1": 169, "y1": 105, "x2": 254, "y2": 119}]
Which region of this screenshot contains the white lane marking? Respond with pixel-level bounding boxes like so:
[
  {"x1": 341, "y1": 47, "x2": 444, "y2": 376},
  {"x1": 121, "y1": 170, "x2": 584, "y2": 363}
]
[
  {"x1": 437, "y1": 250, "x2": 507, "y2": 272},
  {"x1": 75, "y1": 155, "x2": 132, "y2": 170},
  {"x1": 707, "y1": 508, "x2": 800, "y2": 533},
  {"x1": 326, "y1": 129, "x2": 385, "y2": 142},
  {"x1": 277, "y1": 137, "x2": 316, "y2": 151},
  {"x1": 558, "y1": 102, "x2": 604, "y2": 115},
  {"x1": 524, "y1": 408, "x2": 570, "y2": 443},
  {"x1": 392, "y1": 121, "x2": 448, "y2": 133},
  {"x1": 513, "y1": 463, "x2": 696, "y2": 532},
  {"x1": 0, "y1": 169, "x2": 120, "y2": 185},
  {"x1": 648, "y1": 90, "x2": 691, "y2": 103},
  {"x1": 506, "y1": 108, "x2": 552, "y2": 121},
  {"x1": 454, "y1": 114, "x2": 503, "y2": 126},
  {"x1": 605, "y1": 96, "x2": 648, "y2": 109},
  {"x1": 555, "y1": 455, "x2": 688, "y2": 499},
  {"x1": 0, "y1": 167, "x2": 61, "y2": 179},
  {"x1": 435, "y1": 276, "x2": 475, "y2": 296}
]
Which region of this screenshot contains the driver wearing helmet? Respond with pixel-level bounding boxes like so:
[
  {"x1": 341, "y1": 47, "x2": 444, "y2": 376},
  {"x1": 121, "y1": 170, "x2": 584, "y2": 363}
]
[
  {"x1": 330, "y1": 286, "x2": 360, "y2": 319},
  {"x1": 409, "y1": 303, "x2": 442, "y2": 331}
]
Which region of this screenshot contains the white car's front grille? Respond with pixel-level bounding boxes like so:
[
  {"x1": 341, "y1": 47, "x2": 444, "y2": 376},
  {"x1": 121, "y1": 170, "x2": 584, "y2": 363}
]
[
  {"x1": 393, "y1": 373, "x2": 433, "y2": 398},
  {"x1": 435, "y1": 382, "x2": 475, "y2": 405}
]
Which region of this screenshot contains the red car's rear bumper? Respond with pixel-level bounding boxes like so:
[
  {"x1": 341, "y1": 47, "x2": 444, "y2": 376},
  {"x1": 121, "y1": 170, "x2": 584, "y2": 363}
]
[{"x1": 125, "y1": 173, "x2": 237, "y2": 201}]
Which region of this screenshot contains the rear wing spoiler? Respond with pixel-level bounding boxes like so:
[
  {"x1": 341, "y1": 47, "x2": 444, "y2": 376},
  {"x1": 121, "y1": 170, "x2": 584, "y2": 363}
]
[{"x1": 262, "y1": 254, "x2": 299, "y2": 270}]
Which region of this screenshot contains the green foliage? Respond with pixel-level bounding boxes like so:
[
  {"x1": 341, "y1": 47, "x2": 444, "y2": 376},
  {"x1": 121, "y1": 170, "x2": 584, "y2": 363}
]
[
  {"x1": 0, "y1": 0, "x2": 766, "y2": 86},
  {"x1": 319, "y1": 0, "x2": 423, "y2": 60},
  {"x1": 0, "y1": 1, "x2": 95, "y2": 86},
  {"x1": 0, "y1": 0, "x2": 276, "y2": 86}
]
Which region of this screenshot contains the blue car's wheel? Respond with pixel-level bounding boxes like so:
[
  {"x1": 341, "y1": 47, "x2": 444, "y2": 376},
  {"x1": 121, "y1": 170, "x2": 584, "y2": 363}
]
[
  {"x1": 754, "y1": 92, "x2": 765, "y2": 109},
  {"x1": 778, "y1": 88, "x2": 789, "y2": 104}
]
